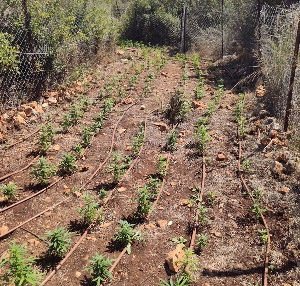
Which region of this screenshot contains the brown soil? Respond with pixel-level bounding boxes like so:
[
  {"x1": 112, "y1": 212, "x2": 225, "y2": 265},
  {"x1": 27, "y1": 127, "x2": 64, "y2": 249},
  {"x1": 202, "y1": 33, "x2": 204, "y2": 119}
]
[{"x1": 0, "y1": 46, "x2": 299, "y2": 286}]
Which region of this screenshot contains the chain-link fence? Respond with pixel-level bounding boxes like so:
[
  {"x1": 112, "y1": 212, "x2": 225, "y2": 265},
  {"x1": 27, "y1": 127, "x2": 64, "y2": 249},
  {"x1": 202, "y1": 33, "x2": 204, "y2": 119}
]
[
  {"x1": 259, "y1": 3, "x2": 300, "y2": 135},
  {"x1": 0, "y1": 0, "x2": 117, "y2": 111}
]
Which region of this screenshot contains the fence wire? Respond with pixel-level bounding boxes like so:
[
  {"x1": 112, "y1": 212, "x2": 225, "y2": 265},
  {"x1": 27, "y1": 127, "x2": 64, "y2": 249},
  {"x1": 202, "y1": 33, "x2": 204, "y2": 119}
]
[{"x1": 259, "y1": 3, "x2": 300, "y2": 136}]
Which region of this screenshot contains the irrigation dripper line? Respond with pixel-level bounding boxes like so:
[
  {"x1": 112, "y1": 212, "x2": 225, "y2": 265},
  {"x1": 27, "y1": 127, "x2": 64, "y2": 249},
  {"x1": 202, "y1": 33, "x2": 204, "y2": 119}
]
[
  {"x1": 0, "y1": 177, "x2": 63, "y2": 213},
  {"x1": 108, "y1": 153, "x2": 172, "y2": 277},
  {"x1": 39, "y1": 113, "x2": 148, "y2": 285},
  {"x1": 0, "y1": 155, "x2": 40, "y2": 182},
  {"x1": 0, "y1": 199, "x2": 68, "y2": 239}
]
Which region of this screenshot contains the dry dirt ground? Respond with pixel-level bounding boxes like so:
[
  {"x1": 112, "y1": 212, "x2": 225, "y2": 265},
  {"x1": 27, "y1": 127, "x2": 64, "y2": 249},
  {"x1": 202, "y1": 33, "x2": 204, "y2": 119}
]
[{"x1": 0, "y1": 45, "x2": 299, "y2": 286}]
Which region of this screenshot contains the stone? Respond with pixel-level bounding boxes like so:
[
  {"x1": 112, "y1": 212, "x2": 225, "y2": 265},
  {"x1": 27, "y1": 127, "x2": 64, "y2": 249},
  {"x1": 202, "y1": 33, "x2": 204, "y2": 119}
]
[
  {"x1": 273, "y1": 161, "x2": 284, "y2": 177},
  {"x1": 260, "y1": 137, "x2": 272, "y2": 146},
  {"x1": 27, "y1": 239, "x2": 41, "y2": 246},
  {"x1": 42, "y1": 103, "x2": 49, "y2": 108},
  {"x1": 34, "y1": 104, "x2": 44, "y2": 113},
  {"x1": 216, "y1": 153, "x2": 226, "y2": 161},
  {"x1": 153, "y1": 122, "x2": 168, "y2": 132},
  {"x1": 279, "y1": 187, "x2": 290, "y2": 195},
  {"x1": 18, "y1": 112, "x2": 27, "y2": 119},
  {"x1": 179, "y1": 199, "x2": 190, "y2": 206},
  {"x1": 140, "y1": 105, "x2": 145, "y2": 110},
  {"x1": 100, "y1": 222, "x2": 112, "y2": 228},
  {"x1": 118, "y1": 128, "x2": 126, "y2": 134},
  {"x1": 29, "y1": 101, "x2": 38, "y2": 109},
  {"x1": 277, "y1": 152, "x2": 289, "y2": 164},
  {"x1": 52, "y1": 144, "x2": 61, "y2": 151},
  {"x1": 24, "y1": 106, "x2": 34, "y2": 117},
  {"x1": 192, "y1": 100, "x2": 206, "y2": 110},
  {"x1": 0, "y1": 225, "x2": 9, "y2": 236},
  {"x1": 79, "y1": 165, "x2": 90, "y2": 172},
  {"x1": 122, "y1": 97, "x2": 133, "y2": 105},
  {"x1": 13, "y1": 114, "x2": 26, "y2": 125},
  {"x1": 269, "y1": 129, "x2": 278, "y2": 138},
  {"x1": 157, "y1": 220, "x2": 168, "y2": 229},
  {"x1": 75, "y1": 271, "x2": 82, "y2": 278},
  {"x1": 165, "y1": 244, "x2": 185, "y2": 273},
  {"x1": 285, "y1": 160, "x2": 297, "y2": 174},
  {"x1": 145, "y1": 223, "x2": 156, "y2": 230},
  {"x1": 47, "y1": 97, "x2": 58, "y2": 105},
  {"x1": 116, "y1": 50, "x2": 125, "y2": 56}
]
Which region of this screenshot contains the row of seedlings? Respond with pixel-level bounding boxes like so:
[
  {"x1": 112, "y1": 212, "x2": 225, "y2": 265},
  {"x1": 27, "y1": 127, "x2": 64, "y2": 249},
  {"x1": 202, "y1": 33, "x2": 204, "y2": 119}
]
[{"x1": 235, "y1": 93, "x2": 271, "y2": 286}]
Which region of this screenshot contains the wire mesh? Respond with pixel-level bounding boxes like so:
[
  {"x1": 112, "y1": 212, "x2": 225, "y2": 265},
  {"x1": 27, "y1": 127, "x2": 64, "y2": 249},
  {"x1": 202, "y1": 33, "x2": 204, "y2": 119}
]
[{"x1": 259, "y1": 3, "x2": 300, "y2": 136}]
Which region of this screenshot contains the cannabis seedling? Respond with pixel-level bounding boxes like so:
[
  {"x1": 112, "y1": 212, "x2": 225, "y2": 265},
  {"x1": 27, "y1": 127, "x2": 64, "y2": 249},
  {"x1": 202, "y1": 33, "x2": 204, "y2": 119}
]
[
  {"x1": 85, "y1": 253, "x2": 113, "y2": 285},
  {"x1": 45, "y1": 227, "x2": 73, "y2": 258},
  {"x1": 167, "y1": 129, "x2": 178, "y2": 151},
  {"x1": 31, "y1": 157, "x2": 56, "y2": 185},
  {"x1": 59, "y1": 153, "x2": 77, "y2": 174},
  {"x1": 196, "y1": 233, "x2": 208, "y2": 252},
  {"x1": 258, "y1": 229, "x2": 268, "y2": 245},
  {"x1": 0, "y1": 182, "x2": 19, "y2": 201},
  {"x1": 157, "y1": 155, "x2": 169, "y2": 178},
  {"x1": 159, "y1": 276, "x2": 190, "y2": 286},
  {"x1": 39, "y1": 122, "x2": 55, "y2": 152},
  {"x1": 113, "y1": 220, "x2": 142, "y2": 254},
  {"x1": 0, "y1": 241, "x2": 43, "y2": 285},
  {"x1": 108, "y1": 153, "x2": 127, "y2": 183},
  {"x1": 172, "y1": 236, "x2": 187, "y2": 249},
  {"x1": 194, "y1": 124, "x2": 211, "y2": 154},
  {"x1": 78, "y1": 193, "x2": 102, "y2": 225},
  {"x1": 132, "y1": 125, "x2": 145, "y2": 157},
  {"x1": 135, "y1": 186, "x2": 152, "y2": 219}
]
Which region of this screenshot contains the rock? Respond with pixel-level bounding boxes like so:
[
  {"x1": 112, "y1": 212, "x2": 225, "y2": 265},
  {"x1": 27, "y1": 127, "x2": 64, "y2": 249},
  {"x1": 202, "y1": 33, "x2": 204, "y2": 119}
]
[
  {"x1": 13, "y1": 114, "x2": 26, "y2": 125},
  {"x1": 118, "y1": 187, "x2": 126, "y2": 192},
  {"x1": 145, "y1": 223, "x2": 156, "y2": 230},
  {"x1": 52, "y1": 144, "x2": 60, "y2": 151},
  {"x1": 24, "y1": 106, "x2": 34, "y2": 117},
  {"x1": 18, "y1": 112, "x2": 27, "y2": 119},
  {"x1": 122, "y1": 97, "x2": 133, "y2": 105},
  {"x1": 49, "y1": 91, "x2": 59, "y2": 98},
  {"x1": 210, "y1": 229, "x2": 222, "y2": 237},
  {"x1": 277, "y1": 152, "x2": 289, "y2": 164},
  {"x1": 216, "y1": 153, "x2": 226, "y2": 161},
  {"x1": 256, "y1": 85, "x2": 266, "y2": 97},
  {"x1": 269, "y1": 129, "x2": 278, "y2": 138},
  {"x1": 259, "y1": 109, "x2": 269, "y2": 118},
  {"x1": 260, "y1": 137, "x2": 272, "y2": 146},
  {"x1": 29, "y1": 101, "x2": 38, "y2": 109},
  {"x1": 47, "y1": 97, "x2": 58, "y2": 105},
  {"x1": 165, "y1": 244, "x2": 185, "y2": 273},
  {"x1": 179, "y1": 199, "x2": 190, "y2": 206},
  {"x1": 192, "y1": 100, "x2": 206, "y2": 110},
  {"x1": 116, "y1": 50, "x2": 125, "y2": 56},
  {"x1": 140, "y1": 105, "x2": 145, "y2": 110},
  {"x1": 167, "y1": 221, "x2": 173, "y2": 226},
  {"x1": 118, "y1": 128, "x2": 126, "y2": 134},
  {"x1": 279, "y1": 187, "x2": 290, "y2": 195},
  {"x1": 44, "y1": 211, "x2": 52, "y2": 216},
  {"x1": 273, "y1": 161, "x2": 284, "y2": 177},
  {"x1": 27, "y1": 239, "x2": 41, "y2": 247},
  {"x1": 86, "y1": 236, "x2": 97, "y2": 241},
  {"x1": 75, "y1": 271, "x2": 81, "y2": 278},
  {"x1": 0, "y1": 225, "x2": 9, "y2": 236},
  {"x1": 157, "y1": 220, "x2": 168, "y2": 229},
  {"x1": 99, "y1": 222, "x2": 112, "y2": 228},
  {"x1": 153, "y1": 122, "x2": 168, "y2": 132},
  {"x1": 285, "y1": 160, "x2": 297, "y2": 174},
  {"x1": 42, "y1": 103, "x2": 49, "y2": 108},
  {"x1": 34, "y1": 104, "x2": 44, "y2": 113},
  {"x1": 79, "y1": 165, "x2": 90, "y2": 172}
]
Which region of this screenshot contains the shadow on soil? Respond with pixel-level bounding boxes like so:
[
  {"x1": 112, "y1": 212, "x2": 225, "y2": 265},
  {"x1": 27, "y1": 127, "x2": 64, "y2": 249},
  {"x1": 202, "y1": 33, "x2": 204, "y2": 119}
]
[
  {"x1": 202, "y1": 260, "x2": 297, "y2": 278},
  {"x1": 36, "y1": 253, "x2": 61, "y2": 272}
]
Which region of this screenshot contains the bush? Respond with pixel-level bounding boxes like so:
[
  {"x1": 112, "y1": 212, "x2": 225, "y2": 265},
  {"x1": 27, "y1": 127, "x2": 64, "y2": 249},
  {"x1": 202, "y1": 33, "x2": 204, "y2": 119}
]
[{"x1": 0, "y1": 32, "x2": 19, "y2": 73}]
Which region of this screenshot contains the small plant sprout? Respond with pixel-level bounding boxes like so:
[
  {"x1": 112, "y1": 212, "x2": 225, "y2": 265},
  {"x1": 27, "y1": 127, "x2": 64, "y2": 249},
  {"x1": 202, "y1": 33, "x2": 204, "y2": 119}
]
[
  {"x1": 207, "y1": 191, "x2": 217, "y2": 205},
  {"x1": 59, "y1": 153, "x2": 77, "y2": 174},
  {"x1": 45, "y1": 227, "x2": 73, "y2": 258},
  {"x1": 196, "y1": 233, "x2": 208, "y2": 252},
  {"x1": 167, "y1": 129, "x2": 178, "y2": 151},
  {"x1": 252, "y1": 201, "x2": 266, "y2": 219},
  {"x1": 85, "y1": 253, "x2": 114, "y2": 285},
  {"x1": 31, "y1": 157, "x2": 56, "y2": 185},
  {"x1": 81, "y1": 126, "x2": 95, "y2": 148},
  {"x1": 0, "y1": 182, "x2": 19, "y2": 201},
  {"x1": 194, "y1": 123, "x2": 211, "y2": 154},
  {"x1": 159, "y1": 275, "x2": 190, "y2": 286},
  {"x1": 258, "y1": 229, "x2": 268, "y2": 245},
  {"x1": 167, "y1": 88, "x2": 190, "y2": 123},
  {"x1": 39, "y1": 122, "x2": 55, "y2": 151},
  {"x1": 135, "y1": 185, "x2": 152, "y2": 219},
  {"x1": 98, "y1": 188, "x2": 108, "y2": 200},
  {"x1": 113, "y1": 220, "x2": 142, "y2": 254},
  {"x1": 147, "y1": 176, "x2": 162, "y2": 197},
  {"x1": 132, "y1": 125, "x2": 145, "y2": 157},
  {"x1": 198, "y1": 204, "x2": 209, "y2": 225},
  {"x1": 108, "y1": 153, "x2": 127, "y2": 183},
  {"x1": 78, "y1": 193, "x2": 102, "y2": 225},
  {"x1": 182, "y1": 248, "x2": 199, "y2": 282},
  {"x1": 73, "y1": 144, "x2": 84, "y2": 159},
  {"x1": 194, "y1": 81, "x2": 204, "y2": 100},
  {"x1": 102, "y1": 97, "x2": 115, "y2": 115},
  {"x1": 157, "y1": 155, "x2": 169, "y2": 178},
  {"x1": 0, "y1": 241, "x2": 43, "y2": 285},
  {"x1": 61, "y1": 104, "x2": 84, "y2": 130},
  {"x1": 242, "y1": 159, "x2": 252, "y2": 172},
  {"x1": 172, "y1": 236, "x2": 187, "y2": 249}
]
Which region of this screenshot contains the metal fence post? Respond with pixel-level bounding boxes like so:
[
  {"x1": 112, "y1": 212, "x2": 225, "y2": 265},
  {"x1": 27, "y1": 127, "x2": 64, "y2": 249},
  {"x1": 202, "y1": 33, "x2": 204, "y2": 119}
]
[
  {"x1": 221, "y1": 0, "x2": 224, "y2": 57},
  {"x1": 22, "y1": 0, "x2": 34, "y2": 52},
  {"x1": 284, "y1": 20, "x2": 300, "y2": 132},
  {"x1": 180, "y1": 5, "x2": 187, "y2": 54}
]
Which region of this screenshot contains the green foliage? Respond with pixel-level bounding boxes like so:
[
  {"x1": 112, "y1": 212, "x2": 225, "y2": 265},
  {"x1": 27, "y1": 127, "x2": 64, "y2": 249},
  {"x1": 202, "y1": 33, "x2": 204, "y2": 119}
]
[
  {"x1": 172, "y1": 236, "x2": 187, "y2": 249},
  {"x1": 132, "y1": 125, "x2": 145, "y2": 157},
  {"x1": 198, "y1": 204, "x2": 209, "y2": 225},
  {"x1": 45, "y1": 227, "x2": 73, "y2": 258},
  {"x1": 0, "y1": 182, "x2": 19, "y2": 201},
  {"x1": 241, "y1": 159, "x2": 251, "y2": 173},
  {"x1": 31, "y1": 157, "x2": 56, "y2": 185},
  {"x1": 73, "y1": 144, "x2": 84, "y2": 159},
  {"x1": 123, "y1": 0, "x2": 181, "y2": 45},
  {"x1": 85, "y1": 253, "x2": 113, "y2": 285},
  {"x1": 167, "y1": 88, "x2": 190, "y2": 123},
  {"x1": 252, "y1": 202, "x2": 266, "y2": 219},
  {"x1": 0, "y1": 241, "x2": 43, "y2": 285},
  {"x1": 59, "y1": 153, "x2": 77, "y2": 174},
  {"x1": 81, "y1": 126, "x2": 95, "y2": 148},
  {"x1": 61, "y1": 104, "x2": 84, "y2": 130},
  {"x1": 167, "y1": 129, "x2": 178, "y2": 151},
  {"x1": 159, "y1": 276, "x2": 190, "y2": 286},
  {"x1": 258, "y1": 229, "x2": 268, "y2": 245},
  {"x1": 78, "y1": 193, "x2": 102, "y2": 225},
  {"x1": 113, "y1": 220, "x2": 142, "y2": 254},
  {"x1": 39, "y1": 122, "x2": 55, "y2": 152},
  {"x1": 135, "y1": 185, "x2": 152, "y2": 218},
  {"x1": 194, "y1": 123, "x2": 211, "y2": 154},
  {"x1": 196, "y1": 233, "x2": 208, "y2": 252},
  {"x1": 108, "y1": 153, "x2": 127, "y2": 183},
  {"x1": 0, "y1": 32, "x2": 19, "y2": 73},
  {"x1": 157, "y1": 155, "x2": 169, "y2": 178},
  {"x1": 102, "y1": 97, "x2": 115, "y2": 115}
]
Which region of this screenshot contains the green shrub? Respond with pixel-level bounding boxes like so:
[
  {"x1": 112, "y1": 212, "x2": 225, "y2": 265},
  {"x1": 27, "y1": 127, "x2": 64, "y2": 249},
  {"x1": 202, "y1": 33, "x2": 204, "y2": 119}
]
[
  {"x1": 31, "y1": 157, "x2": 57, "y2": 185},
  {"x1": 0, "y1": 33, "x2": 19, "y2": 73}
]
